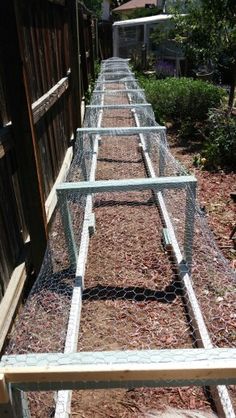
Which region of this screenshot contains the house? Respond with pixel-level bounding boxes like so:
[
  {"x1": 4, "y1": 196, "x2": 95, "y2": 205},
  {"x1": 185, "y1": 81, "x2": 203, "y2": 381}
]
[
  {"x1": 113, "y1": 0, "x2": 188, "y2": 18},
  {"x1": 113, "y1": 0, "x2": 164, "y2": 17}
]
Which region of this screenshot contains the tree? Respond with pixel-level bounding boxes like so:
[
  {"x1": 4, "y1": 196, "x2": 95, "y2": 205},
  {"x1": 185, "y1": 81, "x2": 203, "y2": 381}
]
[
  {"x1": 83, "y1": 0, "x2": 119, "y2": 18},
  {"x1": 83, "y1": 0, "x2": 103, "y2": 17},
  {"x1": 172, "y1": 0, "x2": 236, "y2": 109}
]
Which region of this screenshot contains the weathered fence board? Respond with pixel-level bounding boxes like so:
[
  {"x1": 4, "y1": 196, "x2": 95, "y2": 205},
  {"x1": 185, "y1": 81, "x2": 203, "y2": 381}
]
[{"x1": 0, "y1": 0, "x2": 99, "y2": 329}]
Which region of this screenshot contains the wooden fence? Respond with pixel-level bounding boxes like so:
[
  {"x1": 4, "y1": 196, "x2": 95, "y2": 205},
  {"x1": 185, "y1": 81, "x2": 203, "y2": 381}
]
[{"x1": 0, "y1": 0, "x2": 109, "y2": 348}]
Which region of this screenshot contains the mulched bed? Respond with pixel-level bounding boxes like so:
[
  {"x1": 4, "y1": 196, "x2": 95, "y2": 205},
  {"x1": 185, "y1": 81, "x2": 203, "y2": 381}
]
[
  {"x1": 167, "y1": 135, "x2": 236, "y2": 346},
  {"x1": 168, "y1": 134, "x2": 236, "y2": 265}
]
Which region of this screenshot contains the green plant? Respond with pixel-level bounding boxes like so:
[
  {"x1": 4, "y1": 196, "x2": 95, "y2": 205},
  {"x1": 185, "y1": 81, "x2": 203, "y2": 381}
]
[
  {"x1": 202, "y1": 109, "x2": 236, "y2": 169},
  {"x1": 85, "y1": 61, "x2": 101, "y2": 104},
  {"x1": 94, "y1": 60, "x2": 101, "y2": 79},
  {"x1": 193, "y1": 153, "x2": 207, "y2": 169},
  {"x1": 172, "y1": 0, "x2": 236, "y2": 109},
  {"x1": 179, "y1": 118, "x2": 196, "y2": 140},
  {"x1": 138, "y1": 76, "x2": 225, "y2": 129}
]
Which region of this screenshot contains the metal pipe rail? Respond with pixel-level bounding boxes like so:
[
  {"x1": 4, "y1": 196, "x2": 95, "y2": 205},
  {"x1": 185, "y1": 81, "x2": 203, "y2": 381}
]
[{"x1": 76, "y1": 126, "x2": 166, "y2": 135}]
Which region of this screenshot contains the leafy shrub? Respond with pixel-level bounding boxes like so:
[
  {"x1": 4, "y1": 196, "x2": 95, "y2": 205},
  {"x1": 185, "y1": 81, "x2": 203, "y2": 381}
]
[
  {"x1": 202, "y1": 109, "x2": 236, "y2": 169},
  {"x1": 138, "y1": 76, "x2": 225, "y2": 127}
]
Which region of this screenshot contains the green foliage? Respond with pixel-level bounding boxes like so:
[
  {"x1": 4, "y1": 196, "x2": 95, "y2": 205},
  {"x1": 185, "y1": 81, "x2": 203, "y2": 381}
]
[
  {"x1": 172, "y1": 0, "x2": 236, "y2": 107},
  {"x1": 202, "y1": 109, "x2": 236, "y2": 169},
  {"x1": 84, "y1": 0, "x2": 119, "y2": 17},
  {"x1": 172, "y1": 0, "x2": 236, "y2": 66},
  {"x1": 138, "y1": 76, "x2": 225, "y2": 127},
  {"x1": 94, "y1": 60, "x2": 101, "y2": 79},
  {"x1": 83, "y1": 0, "x2": 102, "y2": 16},
  {"x1": 149, "y1": 20, "x2": 176, "y2": 48},
  {"x1": 85, "y1": 61, "x2": 101, "y2": 104}
]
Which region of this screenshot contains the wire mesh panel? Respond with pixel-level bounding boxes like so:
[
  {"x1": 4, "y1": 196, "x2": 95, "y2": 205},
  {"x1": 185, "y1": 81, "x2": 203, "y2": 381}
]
[
  {"x1": 95, "y1": 79, "x2": 140, "y2": 90},
  {"x1": 90, "y1": 89, "x2": 148, "y2": 105},
  {"x1": 84, "y1": 106, "x2": 156, "y2": 129},
  {"x1": 1, "y1": 58, "x2": 236, "y2": 418}
]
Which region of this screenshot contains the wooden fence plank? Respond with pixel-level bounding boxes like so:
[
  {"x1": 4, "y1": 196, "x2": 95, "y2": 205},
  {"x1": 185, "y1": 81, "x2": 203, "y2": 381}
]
[
  {"x1": 32, "y1": 76, "x2": 69, "y2": 123},
  {"x1": 0, "y1": 126, "x2": 13, "y2": 159},
  {"x1": 78, "y1": 7, "x2": 89, "y2": 94},
  {"x1": 0, "y1": 0, "x2": 47, "y2": 274},
  {"x1": 45, "y1": 146, "x2": 73, "y2": 222},
  {"x1": 0, "y1": 263, "x2": 27, "y2": 353},
  {"x1": 67, "y1": 0, "x2": 82, "y2": 129}
]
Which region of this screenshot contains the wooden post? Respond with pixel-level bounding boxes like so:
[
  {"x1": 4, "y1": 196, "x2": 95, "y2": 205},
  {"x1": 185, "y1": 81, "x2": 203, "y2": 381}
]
[
  {"x1": 0, "y1": 375, "x2": 30, "y2": 418},
  {"x1": 0, "y1": 0, "x2": 47, "y2": 275},
  {"x1": 68, "y1": 0, "x2": 82, "y2": 129},
  {"x1": 184, "y1": 182, "x2": 197, "y2": 272},
  {"x1": 78, "y1": 7, "x2": 89, "y2": 94},
  {"x1": 57, "y1": 193, "x2": 77, "y2": 267},
  {"x1": 159, "y1": 132, "x2": 166, "y2": 177},
  {"x1": 94, "y1": 19, "x2": 99, "y2": 61},
  {"x1": 76, "y1": 0, "x2": 83, "y2": 122},
  {"x1": 88, "y1": 15, "x2": 95, "y2": 81},
  {"x1": 77, "y1": 131, "x2": 88, "y2": 180},
  {"x1": 113, "y1": 26, "x2": 119, "y2": 57}
]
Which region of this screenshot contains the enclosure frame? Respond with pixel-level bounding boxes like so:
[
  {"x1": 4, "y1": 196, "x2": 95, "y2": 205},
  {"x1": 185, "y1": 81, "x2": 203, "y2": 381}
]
[{"x1": 2, "y1": 60, "x2": 235, "y2": 418}]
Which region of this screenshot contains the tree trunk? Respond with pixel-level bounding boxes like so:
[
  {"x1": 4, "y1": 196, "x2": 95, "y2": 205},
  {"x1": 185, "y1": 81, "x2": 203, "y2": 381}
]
[{"x1": 228, "y1": 62, "x2": 236, "y2": 111}]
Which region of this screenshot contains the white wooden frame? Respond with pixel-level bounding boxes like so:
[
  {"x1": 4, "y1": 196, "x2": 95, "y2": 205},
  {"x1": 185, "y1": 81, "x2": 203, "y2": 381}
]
[
  {"x1": 56, "y1": 175, "x2": 196, "y2": 276},
  {"x1": 2, "y1": 62, "x2": 235, "y2": 418},
  {"x1": 1, "y1": 348, "x2": 236, "y2": 392}
]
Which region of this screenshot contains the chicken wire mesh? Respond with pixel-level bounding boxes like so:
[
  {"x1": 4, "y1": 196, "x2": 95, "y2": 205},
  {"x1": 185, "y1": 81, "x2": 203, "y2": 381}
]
[
  {"x1": 95, "y1": 79, "x2": 140, "y2": 90},
  {"x1": 97, "y1": 65, "x2": 132, "y2": 76},
  {"x1": 1, "y1": 350, "x2": 234, "y2": 418},
  {"x1": 2, "y1": 58, "x2": 236, "y2": 418},
  {"x1": 84, "y1": 106, "x2": 156, "y2": 128},
  {"x1": 90, "y1": 89, "x2": 148, "y2": 106}
]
